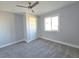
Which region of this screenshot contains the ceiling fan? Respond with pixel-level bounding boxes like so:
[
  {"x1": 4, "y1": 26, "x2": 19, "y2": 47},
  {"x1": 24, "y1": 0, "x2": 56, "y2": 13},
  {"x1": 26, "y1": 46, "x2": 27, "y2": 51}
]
[{"x1": 16, "y1": 1, "x2": 39, "y2": 13}]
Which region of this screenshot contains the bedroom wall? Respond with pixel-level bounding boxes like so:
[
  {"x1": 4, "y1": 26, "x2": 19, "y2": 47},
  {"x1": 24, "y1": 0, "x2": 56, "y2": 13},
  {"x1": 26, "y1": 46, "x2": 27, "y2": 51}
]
[
  {"x1": 0, "y1": 11, "x2": 24, "y2": 46},
  {"x1": 38, "y1": 2, "x2": 79, "y2": 47}
]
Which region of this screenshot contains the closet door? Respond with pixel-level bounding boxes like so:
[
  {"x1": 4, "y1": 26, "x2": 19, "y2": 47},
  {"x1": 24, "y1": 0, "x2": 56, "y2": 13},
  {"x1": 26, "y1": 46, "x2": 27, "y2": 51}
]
[{"x1": 27, "y1": 14, "x2": 37, "y2": 42}]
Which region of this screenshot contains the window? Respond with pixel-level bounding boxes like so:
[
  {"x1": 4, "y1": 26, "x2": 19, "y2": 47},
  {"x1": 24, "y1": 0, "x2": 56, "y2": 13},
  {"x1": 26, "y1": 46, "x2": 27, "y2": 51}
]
[{"x1": 44, "y1": 16, "x2": 59, "y2": 31}]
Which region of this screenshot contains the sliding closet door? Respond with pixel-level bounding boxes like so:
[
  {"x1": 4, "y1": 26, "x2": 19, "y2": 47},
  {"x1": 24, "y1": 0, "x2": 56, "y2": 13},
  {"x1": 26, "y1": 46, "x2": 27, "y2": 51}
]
[{"x1": 26, "y1": 14, "x2": 37, "y2": 42}]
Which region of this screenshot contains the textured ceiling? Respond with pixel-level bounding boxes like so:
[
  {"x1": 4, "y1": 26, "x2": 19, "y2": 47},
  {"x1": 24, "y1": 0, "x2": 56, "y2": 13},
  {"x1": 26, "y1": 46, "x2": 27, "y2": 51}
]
[{"x1": 0, "y1": 1, "x2": 77, "y2": 15}]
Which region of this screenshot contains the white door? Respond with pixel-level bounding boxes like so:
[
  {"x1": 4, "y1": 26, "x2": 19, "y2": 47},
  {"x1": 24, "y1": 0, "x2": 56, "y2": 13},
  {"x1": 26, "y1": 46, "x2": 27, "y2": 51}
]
[{"x1": 26, "y1": 14, "x2": 37, "y2": 42}]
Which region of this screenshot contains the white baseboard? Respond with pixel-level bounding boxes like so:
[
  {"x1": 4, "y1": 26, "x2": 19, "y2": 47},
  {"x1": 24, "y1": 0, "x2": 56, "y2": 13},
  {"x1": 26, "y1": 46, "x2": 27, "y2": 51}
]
[
  {"x1": 25, "y1": 38, "x2": 38, "y2": 43},
  {"x1": 24, "y1": 39, "x2": 31, "y2": 43},
  {"x1": 39, "y1": 36, "x2": 79, "y2": 49},
  {"x1": 0, "y1": 39, "x2": 25, "y2": 48}
]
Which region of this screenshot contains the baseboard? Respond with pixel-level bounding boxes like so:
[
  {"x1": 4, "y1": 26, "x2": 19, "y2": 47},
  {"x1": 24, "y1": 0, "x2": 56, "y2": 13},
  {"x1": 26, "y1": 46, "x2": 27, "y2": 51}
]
[
  {"x1": 0, "y1": 39, "x2": 25, "y2": 48},
  {"x1": 25, "y1": 38, "x2": 38, "y2": 43},
  {"x1": 24, "y1": 39, "x2": 32, "y2": 43},
  {"x1": 39, "y1": 36, "x2": 79, "y2": 49}
]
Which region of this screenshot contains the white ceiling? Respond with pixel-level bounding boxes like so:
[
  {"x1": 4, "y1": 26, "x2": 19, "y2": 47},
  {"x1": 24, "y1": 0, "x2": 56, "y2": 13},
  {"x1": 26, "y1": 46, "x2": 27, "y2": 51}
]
[{"x1": 0, "y1": 1, "x2": 77, "y2": 15}]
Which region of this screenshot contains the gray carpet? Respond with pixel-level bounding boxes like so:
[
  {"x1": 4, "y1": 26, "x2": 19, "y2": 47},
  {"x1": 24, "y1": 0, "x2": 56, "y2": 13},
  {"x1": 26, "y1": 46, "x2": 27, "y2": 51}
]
[{"x1": 0, "y1": 38, "x2": 79, "y2": 58}]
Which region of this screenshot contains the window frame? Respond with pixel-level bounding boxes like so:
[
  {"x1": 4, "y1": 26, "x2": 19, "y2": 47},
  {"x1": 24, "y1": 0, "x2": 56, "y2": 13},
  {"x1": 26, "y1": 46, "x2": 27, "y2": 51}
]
[{"x1": 44, "y1": 14, "x2": 60, "y2": 32}]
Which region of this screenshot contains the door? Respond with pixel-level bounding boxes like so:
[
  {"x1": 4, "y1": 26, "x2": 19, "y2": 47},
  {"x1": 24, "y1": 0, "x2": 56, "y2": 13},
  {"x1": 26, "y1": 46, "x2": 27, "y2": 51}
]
[{"x1": 26, "y1": 14, "x2": 37, "y2": 42}]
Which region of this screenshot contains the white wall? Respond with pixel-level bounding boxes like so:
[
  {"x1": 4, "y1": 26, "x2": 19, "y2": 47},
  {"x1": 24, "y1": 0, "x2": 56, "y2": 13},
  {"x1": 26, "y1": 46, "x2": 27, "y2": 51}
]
[
  {"x1": 0, "y1": 11, "x2": 24, "y2": 46},
  {"x1": 14, "y1": 14, "x2": 24, "y2": 41},
  {"x1": 38, "y1": 2, "x2": 79, "y2": 46}
]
